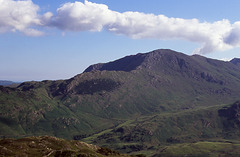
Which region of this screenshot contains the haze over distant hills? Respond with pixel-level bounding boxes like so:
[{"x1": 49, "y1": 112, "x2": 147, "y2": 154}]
[
  {"x1": 1, "y1": 49, "x2": 240, "y2": 156},
  {"x1": 0, "y1": 80, "x2": 20, "y2": 86}
]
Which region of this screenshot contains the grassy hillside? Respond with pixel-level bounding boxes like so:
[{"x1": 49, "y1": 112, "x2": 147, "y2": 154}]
[
  {"x1": 152, "y1": 141, "x2": 240, "y2": 157},
  {"x1": 0, "y1": 83, "x2": 120, "y2": 139},
  {"x1": 81, "y1": 101, "x2": 240, "y2": 154}
]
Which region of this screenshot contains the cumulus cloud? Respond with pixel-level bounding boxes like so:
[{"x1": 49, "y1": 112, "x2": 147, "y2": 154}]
[
  {"x1": 44, "y1": 0, "x2": 240, "y2": 54},
  {"x1": 0, "y1": 0, "x2": 44, "y2": 36},
  {"x1": 224, "y1": 22, "x2": 240, "y2": 46},
  {"x1": 50, "y1": 1, "x2": 117, "y2": 32},
  {"x1": 45, "y1": 0, "x2": 240, "y2": 54},
  {"x1": 2, "y1": 0, "x2": 240, "y2": 54},
  {"x1": 107, "y1": 13, "x2": 234, "y2": 54}
]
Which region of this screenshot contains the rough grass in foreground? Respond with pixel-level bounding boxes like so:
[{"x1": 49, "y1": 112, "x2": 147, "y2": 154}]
[{"x1": 0, "y1": 136, "x2": 137, "y2": 157}]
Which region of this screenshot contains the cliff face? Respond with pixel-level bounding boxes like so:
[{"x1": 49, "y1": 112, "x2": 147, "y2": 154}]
[{"x1": 219, "y1": 101, "x2": 240, "y2": 120}]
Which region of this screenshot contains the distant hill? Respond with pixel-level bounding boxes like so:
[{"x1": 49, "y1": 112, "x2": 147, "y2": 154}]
[
  {"x1": 0, "y1": 80, "x2": 16, "y2": 86},
  {"x1": 2, "y1": 49, "x2": 240, "y2": 155},
  {"x1": 0, "y1": 80, "x2": 21, "y2": 88}
]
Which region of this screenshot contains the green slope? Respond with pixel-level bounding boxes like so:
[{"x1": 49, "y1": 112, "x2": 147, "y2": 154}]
[
  {"x1": 152, "y1": 141, "x2": 240, "y2": 157},
  {"x1": 82, "y1": 101, "x2": 240, "y2": 154},
  {"x1": 0, "y1": 83, "x2": 120, "y2": 139}
]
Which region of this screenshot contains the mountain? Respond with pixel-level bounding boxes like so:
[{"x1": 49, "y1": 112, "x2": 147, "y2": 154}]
[{"x1": 2, "y1": 49, "x2": 240, "y2": 155}]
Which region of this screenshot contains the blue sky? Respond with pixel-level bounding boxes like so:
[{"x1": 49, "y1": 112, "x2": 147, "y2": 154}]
[{"x1": 1, "y1": 0, "x2": 240, "y2": 81}]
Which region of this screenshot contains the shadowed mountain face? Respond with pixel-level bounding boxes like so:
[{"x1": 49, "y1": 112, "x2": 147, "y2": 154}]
[{"x1": 2, "y1": 49, "x2": 240, "y2": 155}]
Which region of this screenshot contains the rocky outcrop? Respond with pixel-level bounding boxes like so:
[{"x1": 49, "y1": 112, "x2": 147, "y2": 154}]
[{"x1": 218, "y1": 101, "x2": 240, "y2": 120}]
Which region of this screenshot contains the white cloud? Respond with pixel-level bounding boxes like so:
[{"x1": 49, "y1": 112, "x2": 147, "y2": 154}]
[
  {"x1": 2, "y1": 0, "x2": 240, "y2": 54},
  {"x1": 48, "y1": 0, "x2": 240, "y2": 54},
  {"x1": 51, "y1": 0, "x2": 116, "y2": 32},
  {"x1": 106, "y1": 12, "x2": 234, "y2": 54},
  {"x1": 224, "y1": 22, "x2": 240, "y2": 47},
  {"x1": 0, "y1": 0, "x2": 44, "y2": 36}
]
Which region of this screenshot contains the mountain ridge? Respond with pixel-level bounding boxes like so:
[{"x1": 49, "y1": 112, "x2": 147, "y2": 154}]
[
  {"x1": 84, "y1": 49, "x2": 238, "y2": 74},
  {"x1": 84, "y1": 49, "x2": 194, "y2": 72},
  {"x1": 83, "y1": 49, "x2": 240, "y2": 88}
]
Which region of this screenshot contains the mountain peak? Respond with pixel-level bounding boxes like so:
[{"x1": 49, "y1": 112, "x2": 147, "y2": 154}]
[{"x1": 84, "y1": 49, "x2": 186, "y2": 72}]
